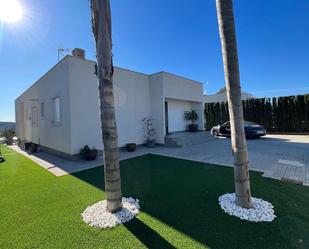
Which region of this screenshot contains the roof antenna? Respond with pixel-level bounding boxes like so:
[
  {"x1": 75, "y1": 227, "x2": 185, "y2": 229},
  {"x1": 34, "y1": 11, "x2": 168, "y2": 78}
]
[{"x1": 57, "y1": 48, "x2": 73, "y2": 61}]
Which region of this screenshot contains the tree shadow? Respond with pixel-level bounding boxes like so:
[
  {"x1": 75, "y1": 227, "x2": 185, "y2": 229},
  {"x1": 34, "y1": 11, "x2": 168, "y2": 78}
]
[
  {"x1": 72, "y1": 154, "x2": 309, "y2": 249},
  {"x1": 124, "y1": 218, "x2": 176, "y2": 249}
]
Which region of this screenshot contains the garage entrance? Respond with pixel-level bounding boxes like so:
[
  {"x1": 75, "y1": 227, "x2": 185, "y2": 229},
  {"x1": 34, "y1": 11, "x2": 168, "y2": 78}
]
[{"x1": 166, "y1": 99, "x2": 191, "y2": 133}]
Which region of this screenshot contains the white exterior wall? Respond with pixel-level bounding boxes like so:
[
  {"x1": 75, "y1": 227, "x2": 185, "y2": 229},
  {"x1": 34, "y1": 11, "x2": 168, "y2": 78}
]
[
  {"x1": 15, "y1": 55, "x2": 206, "y2": 157},
  {"x1": 162, "y1": 72, "x2": 204, "y2": 102},
  {"x1": 68, "y1": 56, "x2": 151, "y2": 153},
  {"x1": 15, "y1": 58, "x2": 72, "y2": 154},
  {"x1": 149, "y1": 73, "x2": 165, "y2": 144},
  {"x1": 162, "y1": 73, "x2": 204, "y2": 132},
  {"x1": 68, "y1": 57, "x2": 102, "y2": 154},
  {"x1": 113, "y1": 67, "x2": 151, "y2": 147}
]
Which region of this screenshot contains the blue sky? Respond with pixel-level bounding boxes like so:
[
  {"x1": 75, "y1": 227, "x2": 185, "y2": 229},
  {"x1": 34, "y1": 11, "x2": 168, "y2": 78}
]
[{"x1": 0, "y1": 0, "x2": 308, "y2": 121}]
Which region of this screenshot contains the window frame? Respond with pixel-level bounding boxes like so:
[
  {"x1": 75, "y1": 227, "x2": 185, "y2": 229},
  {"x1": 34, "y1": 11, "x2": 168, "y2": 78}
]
[{"x1": 50, "y1": 96, "x2": 62, "y2": 125}]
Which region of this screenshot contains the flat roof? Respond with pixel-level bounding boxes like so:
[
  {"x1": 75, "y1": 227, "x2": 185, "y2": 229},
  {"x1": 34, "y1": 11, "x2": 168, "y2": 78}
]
[{"x1": 16, "y1": 55, "x2": 204, "y2": 100}]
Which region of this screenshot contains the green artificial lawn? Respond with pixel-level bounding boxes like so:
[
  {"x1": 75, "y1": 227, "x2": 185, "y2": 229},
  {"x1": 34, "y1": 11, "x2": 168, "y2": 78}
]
[{"x1": 0, "y1": 146, "x2": 308, "y2": 249}]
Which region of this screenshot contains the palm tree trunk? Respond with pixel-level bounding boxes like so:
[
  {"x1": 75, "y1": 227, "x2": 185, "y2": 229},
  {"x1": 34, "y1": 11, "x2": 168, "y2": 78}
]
[
  {"x1": 216, "y1": 0, "x2": 252, "y2": 208},
  {"x1": 90, "y1": 0, "x2": 122, "y2": 213}
]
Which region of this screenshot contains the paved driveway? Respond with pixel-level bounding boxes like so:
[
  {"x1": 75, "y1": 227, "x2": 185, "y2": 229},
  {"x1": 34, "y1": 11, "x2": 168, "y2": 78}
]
[
  {"x1": 140, "y1": 133, "x2": 309, "y2": 186},
  {"x1": 206, "y1": 134, "x2": 309, "y2": 185},
  {"x1": 9, "y1": 133, "x2": 309, "y2": 186}
]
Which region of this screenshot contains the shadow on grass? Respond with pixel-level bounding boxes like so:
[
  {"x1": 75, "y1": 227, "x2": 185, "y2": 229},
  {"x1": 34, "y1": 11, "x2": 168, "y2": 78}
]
[
  {"x1": 124, "y1": 218, "x2": 176, "y2": 249},
  {"x1": 72, "y1": 154, "x2": 309, "y2": 249}
]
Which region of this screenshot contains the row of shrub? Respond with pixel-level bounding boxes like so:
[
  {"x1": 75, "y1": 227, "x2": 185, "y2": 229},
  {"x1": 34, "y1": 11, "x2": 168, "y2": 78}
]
[{"x1": 204, "y1": 94, "x2": 309, "y2": 132}]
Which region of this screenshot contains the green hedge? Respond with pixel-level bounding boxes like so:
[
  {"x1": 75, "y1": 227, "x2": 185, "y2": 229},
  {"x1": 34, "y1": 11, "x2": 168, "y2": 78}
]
[{"x1": 204, "y1": 94, "x2": 309, "y2": 132}]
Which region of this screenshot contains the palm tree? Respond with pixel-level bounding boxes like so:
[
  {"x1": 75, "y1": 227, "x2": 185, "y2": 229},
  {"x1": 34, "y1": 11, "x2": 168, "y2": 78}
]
[
  {"x1": 90, "y1": 0, "x2": 122, "y2": 213},
  {"x1": 216, "y1": 0, "x2": 252, "y2": 208}
]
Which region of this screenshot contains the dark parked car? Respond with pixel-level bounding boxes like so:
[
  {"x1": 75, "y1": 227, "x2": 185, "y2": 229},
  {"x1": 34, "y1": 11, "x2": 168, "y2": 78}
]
[{"x1": 211, "y1": 121, "x2": 266, "y2": 138}]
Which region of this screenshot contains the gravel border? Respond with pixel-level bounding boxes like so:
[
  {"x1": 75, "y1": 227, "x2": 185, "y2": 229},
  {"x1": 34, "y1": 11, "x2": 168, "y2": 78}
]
[
  {"x1": 219, "y1": 193, "x2": 276, "y2": 222},
  {"x1": 82, "y1": 197, "x2": 140, "y2": 228}
]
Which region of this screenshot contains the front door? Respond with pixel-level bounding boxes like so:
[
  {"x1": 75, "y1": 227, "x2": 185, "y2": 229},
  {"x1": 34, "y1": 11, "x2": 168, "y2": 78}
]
[{"x1": 165, "y1": 101, "x2": 169, "y2": 135}]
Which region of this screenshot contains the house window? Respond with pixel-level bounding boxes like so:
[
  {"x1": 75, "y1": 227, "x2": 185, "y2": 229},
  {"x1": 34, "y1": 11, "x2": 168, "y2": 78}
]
[
  {"x1": 40, "y1": 102, "x2": 45, "y2": 118},
  {"x1": 31, "y1": 106, "x2": 38, "y2": 126},
  {"x1": 51, "y1": 97, "x2": 61, "y2": 123}
]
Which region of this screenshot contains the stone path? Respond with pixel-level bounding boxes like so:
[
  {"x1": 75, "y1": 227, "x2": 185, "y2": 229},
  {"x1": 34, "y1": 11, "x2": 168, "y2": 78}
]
[{"x1": 9, "y1": 145, "x2": 147, "y2": 176}]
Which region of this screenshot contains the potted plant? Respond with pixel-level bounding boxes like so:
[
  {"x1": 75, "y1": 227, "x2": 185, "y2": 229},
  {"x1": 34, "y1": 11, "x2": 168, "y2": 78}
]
[
  {"x1": 184, "y1": 110, "x2": 198, "y2": 132},
  {"x1": 126, "y1": 143, "x2": 137, "y2": 152},
  {"x1": 142, "y1": 117, "x2": 156, "y2": 147},
  {"x1": 25, "y1": 142, "x2": 32, "y2": 150},
  {"x1": 30, "y1": 143, "x2": 38, "y2": 153},
  {"x1": 80, "y1": 145, "x2": 98, "y2": 161}
]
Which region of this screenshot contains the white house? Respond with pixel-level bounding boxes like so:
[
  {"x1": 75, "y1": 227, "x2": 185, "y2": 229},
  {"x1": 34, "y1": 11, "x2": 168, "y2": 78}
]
[
  {"x1": 204, "y1": 86, "x2": 255, "y2": 103},
  {"x1": 15, "y1": 49, "x2": 204, "y2": 159}
]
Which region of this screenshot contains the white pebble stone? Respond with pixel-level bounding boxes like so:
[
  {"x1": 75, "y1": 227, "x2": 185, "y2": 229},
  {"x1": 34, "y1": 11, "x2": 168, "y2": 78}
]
[
  {"x1": 218, "y1": 193, "x2": 276, "y2": 222},
  {"x1": 82, "y1": 197, "x2": 140, "y2": 228}
]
